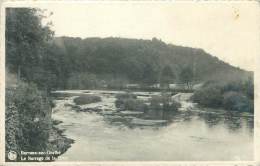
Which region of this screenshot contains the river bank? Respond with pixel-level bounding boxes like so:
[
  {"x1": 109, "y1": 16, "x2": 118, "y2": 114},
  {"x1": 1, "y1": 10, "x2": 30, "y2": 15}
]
[{"x1": 46, "y1": 120, "x2": 74, "y2": 161}]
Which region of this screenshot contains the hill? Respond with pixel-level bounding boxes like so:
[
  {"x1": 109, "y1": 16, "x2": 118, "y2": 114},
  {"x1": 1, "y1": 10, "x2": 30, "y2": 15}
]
[{"x1": 47, "y1": 36, "x2": 251, "y2": 89}]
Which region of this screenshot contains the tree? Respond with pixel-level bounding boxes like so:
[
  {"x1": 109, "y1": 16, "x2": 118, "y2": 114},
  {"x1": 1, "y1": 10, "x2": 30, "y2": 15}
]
[
  {"x1": 6, "y1": 8, "x2": 53, "y2": 86},
  {"x1": 39, "y1": 36, "x2": 251, "y2": 89},
  {"x1": 142, "y1": 63, "x2": 158, "y2": 85},
  {"x1": 160, "y1": 66, "x2": 175, "y2": 89},
  {"x1": 243, "y1": 75, "x2": 254, "y2": 100},
  {"x1": 179, "y1": 66, "x2": 193, "y2": 89}
]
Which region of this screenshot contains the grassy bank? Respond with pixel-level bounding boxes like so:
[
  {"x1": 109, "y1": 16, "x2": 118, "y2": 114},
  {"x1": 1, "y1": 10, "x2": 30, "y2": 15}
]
[{"x1": 5, "y1": 83, "x2": 74, "y2": 162}]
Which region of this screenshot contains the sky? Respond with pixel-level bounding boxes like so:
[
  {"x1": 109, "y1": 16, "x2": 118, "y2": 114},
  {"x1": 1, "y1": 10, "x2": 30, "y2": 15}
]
[{"x1": 29, "y1": 2, "x2": 260, "y2": 71}]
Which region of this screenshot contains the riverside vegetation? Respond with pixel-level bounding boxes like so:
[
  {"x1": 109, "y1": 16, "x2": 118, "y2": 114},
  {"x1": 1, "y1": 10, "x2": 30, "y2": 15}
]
[
  {"x1": 115, "y1": 92, "x2": 181, "y2": 112},
  {"x1": 192, "y1": 78, "x2": 253, "y2": 113},
  {"x1": 5, "y1": 82, "x2": 74, "y2": 161},
  {"x1": 5, "y1": 8, "x2": 254, "y2": 161},
  {"x1": 73, "y1": 95, "x2": 102, "y2": 105},
  {"x1": 5, "y1": 8, "x2": 74, "y2": 161}
]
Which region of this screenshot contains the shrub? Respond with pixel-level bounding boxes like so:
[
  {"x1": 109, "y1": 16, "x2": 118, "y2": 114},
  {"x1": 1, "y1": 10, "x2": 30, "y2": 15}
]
[
  {"x1": 5, "y1": 101, "x2": 20, "y2": 157},
  {"x1": 192, "y1": 79, "x2": 254, "y2": 113},
  {"x1": 73, "y1": 95, "x2": 101, "y2": 105},
  {"x1": 115, "y1": 92, "x2": 147, "y2": 111},
  {"x1": 6, "y1": 82, "x2": 52, "y2": 154},
  {"x1": 223, "y1": 91, "x2": 253, "y2": 112},
  {"x1": 192, "y1": 86, "x2": 223, "y2": 108},
  {"x1": 221, "y1": 77, "x2": 254, "y2": 100},
  {"x1": 116, "y1": 98, "x2": 148, "y2": 111}
]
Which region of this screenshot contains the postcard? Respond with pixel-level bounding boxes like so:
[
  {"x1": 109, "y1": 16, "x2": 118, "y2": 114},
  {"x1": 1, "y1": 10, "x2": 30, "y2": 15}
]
[{"x1": 1, "y1": 1, "x2": 259, "y2": 165}]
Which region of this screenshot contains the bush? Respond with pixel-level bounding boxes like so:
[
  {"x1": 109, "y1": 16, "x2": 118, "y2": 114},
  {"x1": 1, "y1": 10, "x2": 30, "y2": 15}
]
[
  {"x1": 221, "y1": 77, "x2": 254, "y2": 100},
  {"x1": 192, "y1": 86, "x2": 223, "y2": 108},
  {"x1": 115, "y1": 92, "x2": 147, "y2": 111},
  {"x1": 73, "y1": 95, "x2": 101, "y2": 105},
  {"x1": 192, "y1": 79, "x2": 254, "y2": 113},
  {"x1": 6, "y1": 82, "x2": 52, "y2": 155},
  {"x1": 5, "y1": 101, "x2": 20, "y2": 157},
  {"x1": 223, "y1": 91, "x2": 253, "y2": 112},
  {"x1": 115, "y1": 98, "x2": 148, "y2": 111}
]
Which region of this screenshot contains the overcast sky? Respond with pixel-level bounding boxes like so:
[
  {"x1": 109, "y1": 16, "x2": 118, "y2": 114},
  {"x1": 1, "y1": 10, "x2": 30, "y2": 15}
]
[{"x1": 34, "y1": 2, "x2": 260, "y2": 71}]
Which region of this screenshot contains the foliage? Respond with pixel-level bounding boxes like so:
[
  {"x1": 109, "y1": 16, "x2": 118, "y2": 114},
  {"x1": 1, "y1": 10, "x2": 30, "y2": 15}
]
[
  {"x1": 221, "y1": 76, "x2": 254, "y2": 100},
  {"x1": 67, "y1": 73, "x2": 101, "y2": 89},
  {"x1": 116, "y1": 98, "x2": 148, "y2": 112},
  {"x1": 5, "y1": 8, "x2": 75, "y2": 161},
  {"x1": 6, "y1": 8, "x2": 54, "y2": 91},
  {"x1": 115, "y1": 93, "x2": 148, "y2": 111},
  {"x1": 160, "y1": 66, "x2": 175, "y2": 88},
  {"x1": 192, "y1": 86, "x2": 223, "y2": 108},
  {"x1": 48, "y1": 37, "x2": 251, "y2": 89},
  {"x1": 142, "y1": 63, "x2": 159, "y2": 85},
  {"x1": 115, "y1": 92, "x2": 181, "y2": 112},
  {"x1": 5, "y1": 101, "x2": 20, "y2": 158},
  {"x1": 73, "y1": 95, "x2": 102, "y2": 105},
  {"x1": 104, "y1": 76, "x2": 129, "y2": 89},
  {"x1": 192, "y1": 77, "x2": 254, "y2": 112},
  {"x1": 6, "y1": 82, "x2": 52, "y2": 156},
  {"x1": 222, "y1": 91, "x2": 253, "y2": 112},
  {"x1": 179, "y1": 66, "x2": 193, "y2": 89}
]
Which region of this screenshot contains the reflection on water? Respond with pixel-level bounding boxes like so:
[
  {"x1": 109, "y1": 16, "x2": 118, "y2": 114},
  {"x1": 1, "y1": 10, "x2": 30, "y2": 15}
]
[{"x1": 52, "y1": 90, "x2": 253, "y2": 161}]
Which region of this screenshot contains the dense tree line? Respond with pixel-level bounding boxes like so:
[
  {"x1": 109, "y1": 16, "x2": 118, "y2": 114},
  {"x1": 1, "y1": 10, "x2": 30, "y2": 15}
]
[{"x1": 42, "y1": 36, "x2": 251, "y2": 90}]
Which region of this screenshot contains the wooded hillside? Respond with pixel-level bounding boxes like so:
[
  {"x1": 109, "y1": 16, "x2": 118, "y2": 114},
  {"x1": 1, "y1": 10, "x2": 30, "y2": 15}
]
[{"x1": 47, "y1": 36, "x2": 251, "y2": 89}]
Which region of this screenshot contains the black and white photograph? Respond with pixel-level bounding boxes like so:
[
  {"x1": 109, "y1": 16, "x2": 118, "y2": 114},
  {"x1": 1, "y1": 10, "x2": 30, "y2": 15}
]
[{"x1": 2, "y1": 1, "x2": 259, "y2": 163}]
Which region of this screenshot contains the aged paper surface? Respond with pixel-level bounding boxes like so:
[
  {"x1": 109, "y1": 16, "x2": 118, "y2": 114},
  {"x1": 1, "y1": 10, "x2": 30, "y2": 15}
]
[{"x1": 0, "y1": 0, "x2": 259, "y2": 165}]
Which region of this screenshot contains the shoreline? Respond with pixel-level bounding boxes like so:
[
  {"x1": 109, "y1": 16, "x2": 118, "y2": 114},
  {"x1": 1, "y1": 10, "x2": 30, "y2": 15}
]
[{"x1": 46, "y1": 120, "x2": 74, "y2": 161}]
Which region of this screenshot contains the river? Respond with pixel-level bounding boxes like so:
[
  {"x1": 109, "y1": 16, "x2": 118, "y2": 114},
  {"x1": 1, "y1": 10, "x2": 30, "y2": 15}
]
[{"x1": 51, "y1": 90, "x2": 253, "y2": 161}]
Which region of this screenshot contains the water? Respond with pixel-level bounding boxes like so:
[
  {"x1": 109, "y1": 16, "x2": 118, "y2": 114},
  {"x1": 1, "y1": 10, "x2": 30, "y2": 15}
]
[{"x1": 52, "y1": 90, "x2": 253, "y2": 161}]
